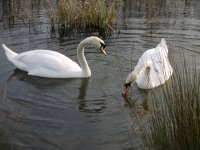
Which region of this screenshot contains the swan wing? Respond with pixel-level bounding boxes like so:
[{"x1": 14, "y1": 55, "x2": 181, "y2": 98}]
[
  {"x1": 136, "y1": 59, "x2": 173, "y2": 89},
  {"x1": 152, "y1": 38, "x2": 173, "y2": 81},
  {"x1": 136, "y1": 39, "x2": 173, "y2": 89},
  {"x1": 155, "y1": 38, "x2": 168, "y2": 58},
  {"x1": 13, "y1": 50, "x2": 82, "y2": 77}
]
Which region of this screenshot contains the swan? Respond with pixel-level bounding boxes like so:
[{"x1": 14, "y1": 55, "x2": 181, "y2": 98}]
[
  {"x1": 122, "y1": 38, "x2": 173, "y2": 95},
  {"x1": 2, "y1": 36, "x2": 106, "y2": 78}
]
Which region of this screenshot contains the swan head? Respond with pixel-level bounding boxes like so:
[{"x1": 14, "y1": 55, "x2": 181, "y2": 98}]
[
  {"x1": 99, "y1": 42, "x2": 107, "y2": 56},
  {"x1": 84, "y1": 36, "x2": 107, "y2": 56},
  {"x1": 122, "y1": 82, "x2": 132, "y2": 96},
  {"x1": 122, "y1": 72, "x2": 138, "y2": 96}
]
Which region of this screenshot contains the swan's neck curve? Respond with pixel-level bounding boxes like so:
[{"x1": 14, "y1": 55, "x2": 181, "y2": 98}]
[
  {"x1": 126, "y1": 61, "x2": 153, "y2": 84},
  {"x1": 77, "y1": 40, "x2": 91, "y2": 77}
]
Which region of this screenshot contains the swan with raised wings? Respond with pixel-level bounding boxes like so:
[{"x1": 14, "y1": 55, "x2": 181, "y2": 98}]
[
  {"x1": 122, "y1": 38, "x2": 173, "y2": 95},
  {"x1": 2, "y1": 36, "x2": 106, "y2": 78}
]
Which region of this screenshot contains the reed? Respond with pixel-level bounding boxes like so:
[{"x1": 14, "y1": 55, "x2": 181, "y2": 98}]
[
  {"x1": 138, "y1": 0, "x2": 172, "y2": 24},
  {"x1": 0, "y1": 120, "x2": 19, "y2": 150},
  {"x1": 46, "y1": 0, "x2": 119, "y2": 37},
  {"x1": 0, "y1": 86, "x2": 20, "y2": 150},
  {"x1": 2, "y1": 0, "x2": 35, "y2": 26},
  {"x1": 0, "y1": 127, "x2": 8, "y2": 150},
  {"x1": 0, "y1": 88, "x2": 7, "y2": 150},
  {"x1": 140, "y1": 53, "x2": 200, "y2": 149}
]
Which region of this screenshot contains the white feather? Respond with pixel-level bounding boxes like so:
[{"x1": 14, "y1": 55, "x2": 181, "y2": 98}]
[
  {"x1": 125, "y1": 38, "x2": 173, "y2": 89},
  {"x1": 2, "y1": 36, "x2": 106, "y2": 78}
]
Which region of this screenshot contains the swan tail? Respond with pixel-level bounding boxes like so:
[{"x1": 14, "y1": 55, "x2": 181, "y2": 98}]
[{"x1": 2, "y1": 44, "x2": 18, "y2": 61}]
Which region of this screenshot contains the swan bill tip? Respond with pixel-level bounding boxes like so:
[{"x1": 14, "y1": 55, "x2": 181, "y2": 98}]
[{"x1": 101, "y1": 49, "x2": 107, "y2": 56}]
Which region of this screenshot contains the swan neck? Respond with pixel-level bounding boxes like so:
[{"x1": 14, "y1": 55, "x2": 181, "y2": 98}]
[
  {"x1": 126, "y1": 72, "x2": 138, "y2": 84},
  {"x1": 77, "y1": 41, "x2": 91, "y2": 77},
  {"x1": 126, "y1": 62, "x2": 152, "y2": 84}
]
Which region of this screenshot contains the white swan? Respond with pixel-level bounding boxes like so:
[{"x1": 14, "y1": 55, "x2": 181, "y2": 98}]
[
  {"x1": 122, "y1": 38, "x2": 173, "y2": 95},
  {"x1": 2, "y1": 36, "x2": 106, "y2": 78}
]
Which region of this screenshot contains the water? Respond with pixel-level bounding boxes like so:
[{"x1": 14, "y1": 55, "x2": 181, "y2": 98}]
[{"x1": 0, "y1": 0, "x2": 200, "y2": 149}]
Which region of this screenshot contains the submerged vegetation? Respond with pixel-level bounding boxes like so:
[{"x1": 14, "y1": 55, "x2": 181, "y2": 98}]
[
  {"x1": 134, "y1": 53, "x2": 200, "y2": 149},
  {"x1": 46, "y1": 0, "x2": 120, "y2": 37}
]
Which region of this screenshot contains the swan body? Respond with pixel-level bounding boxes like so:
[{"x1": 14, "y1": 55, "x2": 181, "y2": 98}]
[
  {"x1": 2, "y1": 36, "x2": 106, "y2": 78},
  {"x1": 123, "y1": 38, "x2": 173, "y2": 94}
]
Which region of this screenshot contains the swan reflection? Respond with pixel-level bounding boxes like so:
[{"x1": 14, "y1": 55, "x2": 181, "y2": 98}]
[
  {"x1": 122, "y1": 88, "x2": 149, "y2": 111},
  {"x1": 7, "y1": 69, "x2": 106, "y2": 114},
  {"x1": 78, "y1": 78, "x2": 106, "y2": 113}
]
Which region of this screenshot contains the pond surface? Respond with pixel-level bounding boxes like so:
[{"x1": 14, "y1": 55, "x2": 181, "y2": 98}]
[{"x1": 0, "y1": 0, "x2": 200, "y2": 149}]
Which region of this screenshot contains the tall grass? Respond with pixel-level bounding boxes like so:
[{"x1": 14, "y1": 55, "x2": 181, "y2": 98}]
[
  {"x1": 140, "y1": 53, "x2": 200, "y2": 149},
  {"x1": 46, "y1": 0, "x2": 119, "y2": 37}
]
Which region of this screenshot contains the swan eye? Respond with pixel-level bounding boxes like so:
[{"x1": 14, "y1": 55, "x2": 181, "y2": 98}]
[{"x1": 100, "y1": 42, "x2": 106, "y2": 48}]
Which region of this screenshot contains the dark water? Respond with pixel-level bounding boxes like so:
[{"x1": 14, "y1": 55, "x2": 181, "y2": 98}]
[{"x1": 0, "y1": 0, "x2": 200, "y2": 149}]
